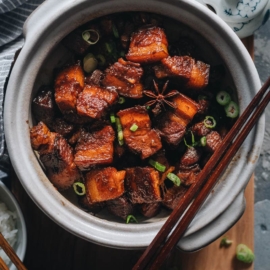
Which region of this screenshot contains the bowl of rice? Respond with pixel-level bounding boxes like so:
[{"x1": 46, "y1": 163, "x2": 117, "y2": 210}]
[{"x1": 0, "y1": 180, "x2": 27, "y2": 269}]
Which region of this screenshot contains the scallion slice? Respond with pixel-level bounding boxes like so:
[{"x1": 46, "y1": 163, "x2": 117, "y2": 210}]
[
  {"x1": 149, "y1": 159, "x2": 166, "y2": 172},
  {"x1": 167, "y1": 173, "x2": 181, "y2": 186},
  {"x1": 83, "y1": 53, "x2": 98, "y2": 73},
  {"x1": 200, "y1": 136, "x2": 207, "y2": 147},
  {"x1": 115, "y1": 117, "x2": 124, "y2": 145},
  {"x1": 110, "y1": 113, "x2": 116, "y2": 123},
  {"x1": 204, "y1": 116, "x2": 216, "y2": 129},
  {"x1": 118, "y1": 97, "x2": 125, "y2": 104},
  {"x1": 82, "y1": 29, "x2": 100, "y2": 45},
  {"x1": 73, "y1": 182, "x2": 86, "y2": 196},
  {"x1": 224, "y1": 101, "x2": 239, "y2": 118},
  {"x1": 236, "y1": 244, "x2": 254, "y2": 263},
  {"x1": 216, "y1": 91, "x2": 231, "y2": 106},
  {"x1": 130, "y1": 123, "x2": 138, "y2": 132},
  {"x1": 126, "y1": 215, "x2": 138, "y2": 224},
  {"x1": 118, "y1": 130, "x2": 124, "y2": 141},
  {"x1": 96, "y1": 54, "x2": 106, "y2": 66}
]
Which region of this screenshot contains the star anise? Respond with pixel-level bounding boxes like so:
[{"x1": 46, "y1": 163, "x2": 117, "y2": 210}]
[{"x1": 144, "y1": 80, "x2": 178, "y2": 115}]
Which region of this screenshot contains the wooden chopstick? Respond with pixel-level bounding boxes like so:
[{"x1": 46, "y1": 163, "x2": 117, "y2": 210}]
[
  {"x1": 133, "y1": 76, "x2": 270, "y2": 270},
  {"x1": 0, "y1": 256, "x2": 9, "y2": 270},
  {"x1": 0, "y1": 232, "x2": 27, "y2": 270}
]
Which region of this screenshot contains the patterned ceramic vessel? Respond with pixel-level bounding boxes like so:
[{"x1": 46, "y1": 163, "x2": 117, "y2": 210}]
[{"x1": 4, "y1": 0, "x2": 264, "y2": 251}]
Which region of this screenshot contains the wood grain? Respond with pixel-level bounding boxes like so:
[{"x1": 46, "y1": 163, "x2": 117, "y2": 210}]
[{"x1": 9, "y1": 36, "x2": 254, "y2": 270}]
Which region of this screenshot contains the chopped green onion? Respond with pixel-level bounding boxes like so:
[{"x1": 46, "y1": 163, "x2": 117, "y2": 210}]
[
  {"x1": 130, "y1": 123, "x2": 138, "y2": 132},
  {"x1": 115, "y1": 117, "x2": 122, "y2": 132},
  {"x1": 149, "y1": 159, "x2": 166, "y2": 172},
  {"x1": 83, "y1": 53, "x2": 98, "y2": 73},
  {"x1": 82, "y1": 29, "x2": 100, "y2": 45},
  {"x1": 96, "y1": 54, "x2": 106, "y2": 66},
  {"x1": 184, "y1": 131, "x2": 196, "y2": 148},
  {"x1": 118, "y1": 130, "x2": 124, "y2": 141},
  {"x1": 225, "y1": 101, "x2": 239, "y2": 118},
  {"x1": 200, "y1": 136, "x2": 207, "y2": 147},
  {"x1": 73, "y1": 182, "x2": 86, "y2": 196},
  {"x1": 216, "y1": 91, "x2": 231, "y2": 106},
  {"x1": 236, "y1": 244, "x2": 254, "y2": 263},
  {"x1": 126, "y1": 215, "x2": 138, "y2": 224},
  {"x1": 167, "y1": 173, "x2": 181, "y2": 186},
  {"x1": 146, "y1": 105, "x2": 151, "y2": 110},
  {"x1": 118, "y1": 97, "x2": 125, "y2": 104},
  {"x1": 220, "y1": 236, "x2": 233, "y2": 247},
  {"x1": 110, "y1": 113, "x2": 116, "y2": 123},
  {"x1": 115, "y1": 117, "x2": 124, "y2": 145},
  {"x1": 105, "y1": 42, "x2": 113, "y2": 53},
  {"x1": 112, "y1": 24, "x2": 119, "y2": 38},
  {"x1": 204, "y1": 116, "x2": 216, "y2": 129}
]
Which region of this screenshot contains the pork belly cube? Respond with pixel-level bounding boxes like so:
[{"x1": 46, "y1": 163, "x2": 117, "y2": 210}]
[
  {"x1": 54, "y1": 63, "x2": 85, "y2": 113},
  {"x1": 106, "y1": 195, "x2": 135, "y2": 220},
  {"x1": 162, "y1": 185, "x2": 188, "y2": 210},
  {"x1": 180, "y1": 147, "x2": 202, "y2": 166},
  {"x1": 126, "y1": 26, "x2": 169, "y2": 64},
  {"x1": 185, "y1": 60, "x2": 210, "y2": 90},
  {"x1": 176, "y1": 164, "x2": 201, "y2": 187},
  {"x1": 117, "y1": 106, "x2": 162, "y2": 159},
  {"x1": 102, "y1": 58, "x2": 144, "y2": 98},
  {"x1": 172, "y1": 93, "x2": 198, "y2": 125},
  {"x1": 205, "y1": 131, "x2": 222, "y2": 153},
  {"x1": 79, "y1": 196, "x2": 105, "y2": 213},
  {"x1": 154, "y1": 56, "x2": 194, "y2": 81},
  {"x1": 74, "y1": 125, "x2": 115, "y2": 170},
  {"x1": 76, "y1": 85, "x2": 118, "y2": 119},
  {"x1": 32, "y1": 86, "x2": 55, "y2": 125},
  {"x1": 125, "y1": 167, "x2": 161, "y2": 204},
  {"x1": 85, "y1": 167, "x2": 125, "y2": 203},
  {"x1": 50, "y1": 118, "x2": 75, "y2": 137},
  {"x1": 189, "y1": 120, "x2": 212, "y2": 137},
  {"x1": 139, "y1": 202, "x2": 161, "y2": 218},
  {"x1": 157, "y1": 112, "x2": 186, "y2": 145}
]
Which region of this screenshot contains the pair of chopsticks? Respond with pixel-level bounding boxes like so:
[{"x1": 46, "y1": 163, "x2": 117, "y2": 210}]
[
  {"x1": 133, "y1": 76, "x2": 270, "y2": 270},
  {"x1": 0, "y1": 232, "x2": 27, "y2": 270}
]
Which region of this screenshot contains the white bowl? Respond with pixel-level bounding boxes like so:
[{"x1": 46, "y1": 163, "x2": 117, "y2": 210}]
[
  {"x1": 4, "y1": 0, "x2": 264, "y2": 250},
  {"x1": 0, "y1": 181, "x2": 27, "y2": 269}
]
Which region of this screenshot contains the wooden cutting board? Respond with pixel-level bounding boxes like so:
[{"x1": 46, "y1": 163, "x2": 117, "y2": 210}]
[{"x1": 10, "y1": 36, "x2": 254, "y2": 270}]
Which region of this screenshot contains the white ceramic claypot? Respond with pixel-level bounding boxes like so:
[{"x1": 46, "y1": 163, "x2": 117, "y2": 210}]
[{"x1": 4, "y1": 0, "x2": 264, "y2": 251}]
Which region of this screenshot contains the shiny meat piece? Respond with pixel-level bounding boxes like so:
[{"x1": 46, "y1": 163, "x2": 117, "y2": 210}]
[
  {"x1": 85, "y1": 167, "x2": 125, "y2": 203},
  {"x1": 76, "y1": 85, "x2": 118, "y2": 119},
  {"x1": 125, "y1": 167, "x2": 161, "y2": 204},
  {"x1": 74, "y1": 125, "x2": 115, "y2": 170},
  {"x1": 126, "y1": 26, "x2": 169, "y2": 64},
  {"x1": 54, "y1": 63, "x2": 84, "y2": 114},
  {"x1": 157, "y1": 112, "x2": 186, "y2": 145},
  {"x1": 189, "y1": 120, "x2": 212, "y2": 137},
  {"x1": 176, "y1": 164, "x2": 201, "y2": 186},
  {"x1": 154, "y1": 56, "x2": 194, "y2": 82},
  {"x1": 162, "y1": 185, "x2": 188, "y2": 210},
  {"x1": 85, "y1": 69, "x2": 104, "y2": 86},
  {"x1": 106, "y1": 195, "x2": 135, "y2": 220},
  {"x1": 32, "y1": 86, "x2": 55, "y2": 125},
  {"x1": 205, "y1": 131, "x2": 222, "y2": 153},
  {"x1": 50, "y1": 118, "x2": 75, "y2": 137},
  {"x1": 102, "y1": 58, "x2": 144, "y2": 98},
  {"x1": 117, "y1": 106, "x2": 162, "y2": 159},
  {"x1": 185, "y1": 60, "x2": 210, "y2": 90},
  {"x1": 139, "y1": 202, "x2": 161, "y2": 218},
  {"x1": 180, "y1": 147, "x2": 202, "y2": 166},
  {"x1": 197, "y1": 98, "x2": 210, "y2": 114},
  {"x1": 172, "y1": 93, "x2": 198, "y2": 125},
  {"x1": 79, "y1": 196, "x2": 105, "y2": 213}
]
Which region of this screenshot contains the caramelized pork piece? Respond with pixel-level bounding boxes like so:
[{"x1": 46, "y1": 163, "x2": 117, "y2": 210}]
[
  {"x1": 102, "y1": 58, "x2": 144, "y2": 98},
  {"x1": 197, "y1": 98, "x2": 210, "y2": 114},
  {"x1": 176, "y1": 164, "x2": 201, "y2": 186},
  {"x1": 189, "y1": 120, "x2": 212, "y2": 137},
  {"x1": 117, "y1": 106, "x2": 162, "y2": 159},
  {"x1": 54, "y1": 63, "x2": 84, "y2": 114},
  {"x1": 76, "y1": 85, "x2": 118, "y2": 119},
  {"x1": 30, "y1": 122, "x2": 80, "y2": 190},
  {"x1": 162, "y1": 185, "x2": 188, "y2": 210},
  {"x1": 32, "y1": 86, "x2": 55, "y2": 125},
  {"x1": 50, "y1": 118, "x2": 75, "y2": 137},
  {"x1": 85, "y1": 167, "x2": 125, "y2": 203},
  {"x1": 126, "y1": 26, "x2": 169, "y2": 63},
  {"x1": 205, "y1": 131, "x2": 222, "y2": 153},
  {"x1": 156, "y1": 112, "x2": 186, "y2": 145},
  {"x1": 180, "y1": 147, "x2": 202, "y2": 166},
  {"x1": 139, "y1": 202, "x2": 161, "y2": 218},
  {"x1": 74, "y1": 125, "x2": 115, "y2": 170},
  {"x1": 106, "y1": 194, "x2": 135, "y2": 220},
  {"x1": 79, "y1": 196, "x2": 105, "y2": 213},
  {"x1": 126, "y1": 167, "x2": 161, "y2": 204},
  {"x1": 172, "y1": 93, "x2": 198, "y2": 125},
  {"x1": 85, "y1": 69, "x2": 104, "y2": 86}
]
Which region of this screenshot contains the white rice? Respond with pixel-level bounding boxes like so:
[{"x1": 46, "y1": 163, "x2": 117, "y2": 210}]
[{"x1": 0, "y1": 202, "x2": 18, "y2": 265}]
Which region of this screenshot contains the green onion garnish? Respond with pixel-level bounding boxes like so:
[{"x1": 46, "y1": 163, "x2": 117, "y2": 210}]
[
  {"x1": 184, "y1": 131, "x2": 197, "y2": 148},
  {"x1": 115, "y1": 117, "x2": 124, "y2": 145},
  {"x1": 236, "y1": 244, "x2": 254, "y2": 263},
  {"x1": 96, "y1": 54, "x2": 106, "y2": 66},
  {"x1": 149, "y1": 159, "x2": 166, "y2": 172},
  {"x1": 167, "y1": 173, "x2": 181, "y2": 186},
  {"x1": 220, "y1": 236, "x2": 233, "y2": 247},
  {"x1": 73, "y1": 182, "x2": 86, "y2": 196},
  {"x1": 130, "y1": 123, "x2": 138, "y2": 132},
  {"x1": 82, "y1": 29, "x2": 100, "y2": 45},
  {"x1": 118, "y1": 97, "x2": 125, "y2": 104},
  {"x1": 105, "y1": 42, "x2": 113, "y2": 53},
  {"x1": 200, "y1": 136, "x2": 207, "y2": 147},
  {"x1": 224, "y1": 101, "x2": 239, "y2": 118},
  {"x1": 216, "y1": 91, "x2": 231, "y2": 106},
  {"x1": 118, "y1": 130, "x2": 124, "y2": 141},
  {"x1": 126, "y1": 215, "x2": 138, "y2": 224},
  {"x1": 112, "y1": 24, "x2": 119, "y2": 38},
  {"x1": 83, "y1": 53, "x2": 98, "y2": 73},
  {"x1": 110, "y1": 113, "x2": 116, "y2": 123},
  {"x1": 204, "y1": 116, "x2": 216, "y2": 129}
]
